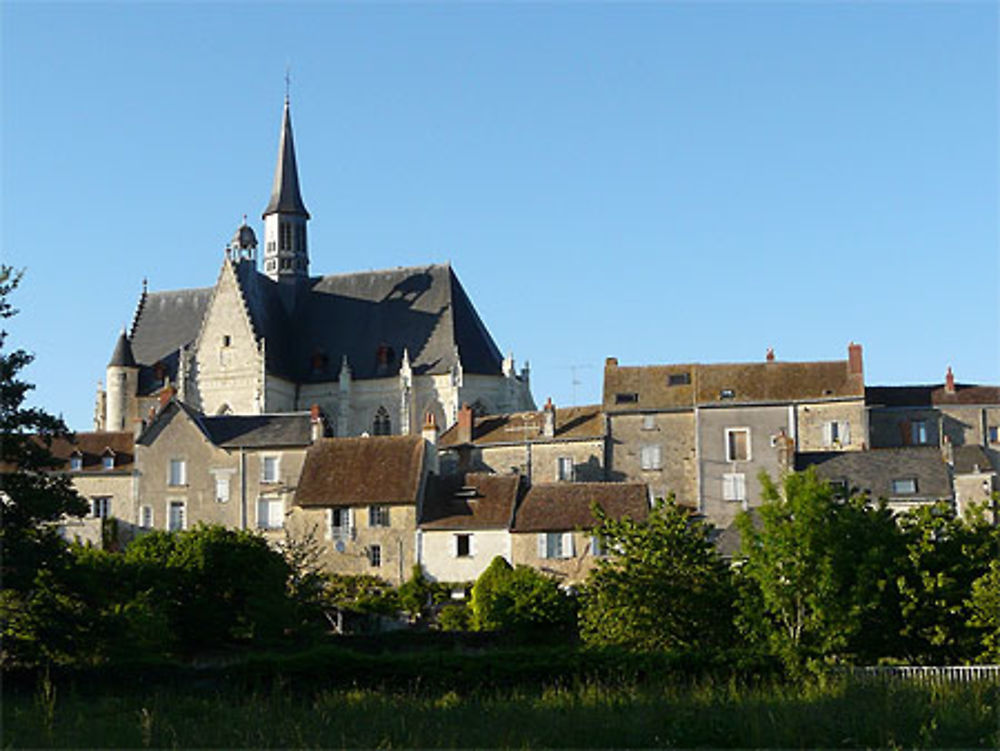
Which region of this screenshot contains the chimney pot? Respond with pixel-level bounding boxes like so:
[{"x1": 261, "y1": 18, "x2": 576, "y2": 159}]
[
  {"x1": 605, "y1": 357, "x2": 618, "y2": 368},
  {"x1": 945, "y1": 366, "x2": 955, "y2": 393},
  {"x1": 848, "y1": 342, "x2": 863, "y2": 376},
  {"x1": 766, "y1": 347, "x2": 775, "y2": 362},
  {"x1": 543, "y1": 398, "x2": 556, "y2": 438}
]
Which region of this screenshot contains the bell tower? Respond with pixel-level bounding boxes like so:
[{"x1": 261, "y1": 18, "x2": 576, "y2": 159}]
[{"x1": 262, "y1": 96, "x2": 310, "y2": 282}]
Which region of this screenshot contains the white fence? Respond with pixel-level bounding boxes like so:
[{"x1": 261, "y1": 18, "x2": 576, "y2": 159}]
[{"x1": 851, "y1": 665, "x2": 1000, "y2": 684}]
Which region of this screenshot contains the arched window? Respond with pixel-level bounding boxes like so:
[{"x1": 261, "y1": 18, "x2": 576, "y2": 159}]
[{"x1": 373, "y1": 406, "x2": 391, "y2": 436}]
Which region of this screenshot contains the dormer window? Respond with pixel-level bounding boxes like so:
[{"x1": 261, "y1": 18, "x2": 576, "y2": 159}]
[
  {"x1": 668, "y1": 372, "x2": 691, "y2": 386},
  {"x1": 102, "y1": 453, "x2": 115, "y2": 471},
  {"x1": 615, "y1": 393, "x2": 638, "y2": 404},
  {"x1": 69, "y1": 453, "x2": 83, "y2": 471},
  {"x1": 720, "y1": 389, "x2": 735, "y2": 400}
]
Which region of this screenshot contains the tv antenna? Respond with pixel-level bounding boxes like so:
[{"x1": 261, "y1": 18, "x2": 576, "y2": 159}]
[{"x1": 560, "y1": 364, "x2": 593, "y2": 405}]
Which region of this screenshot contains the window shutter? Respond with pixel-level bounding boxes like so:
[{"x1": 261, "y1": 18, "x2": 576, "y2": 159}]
[
  {"x1": 735, "y1": 473, "x2": 746, "y2": 500},
  {"x1": 537, "y1": 533, "x2": 547, "y2": 559},
  {"x1": 823, "y1": 422, "x2": 833, "y2": 446},
  {"x1": 452, "y1": 534, "x2": 458, "y2": 558},
  {"x1": 562, "y1": 532, "x2": 575, "y2": 558},
  {"x1": 840, "y1": 421, "x2": 851, "y2": 445},
  {"x1": 470, "y1": 534, "x2": 477, "y2": 557},
  {"x1": 326, "y1": 509, "x2": 333, "y2": 540},
  {"x1": 723, "y1": 474, "x2": 734, "y2": 500}
]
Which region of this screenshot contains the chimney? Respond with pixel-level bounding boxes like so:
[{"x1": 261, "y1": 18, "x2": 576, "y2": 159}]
[
  {"x1": 310, "y1": 404, "x2": 324, "y2": 442},
  {"x1": 605, "y1": 357, "x2": 618, "y2": 368},
  {"x1": 457, "y1": 403, "x2": 474, "y2": 445},
  {"x1": 941, "y1": 434, "x2": 954, "y2": 466},
  {"x1": 848, "y1": 342, "x2": 863, "y2": 377},
  {"x1": 422, "y1": 412, "x2": 440, "y2": 475},
  {"x1": 766, "y1": 347, "x2": 775, "y2": 363},
  {"x1": 945, "y1": 366, "x2": 955, "y2": 394},
  {"x1": 542, "y1": 397, "x2": 556, "y2": 438}
]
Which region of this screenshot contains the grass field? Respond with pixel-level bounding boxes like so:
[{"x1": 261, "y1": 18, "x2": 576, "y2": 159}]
[{"x1": 4, "y1": 674, "x2": 998, "y2": 748}]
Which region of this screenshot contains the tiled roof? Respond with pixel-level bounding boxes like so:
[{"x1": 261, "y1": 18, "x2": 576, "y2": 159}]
[
  {"x1": 130, "y1": 287, "x2": 213, "y2": 396},
  {"x1": 866, "y1": 384, "x2": 1000, "y2": 407},
  {"x1": 419, "y1": 472, "x2": 522, "y2": 530},
  {"x1": 49, "y1": 432, "x2": 135, "y2": 472},
  {"x1": 295, "y1": 435, "x2": 425, "y2": 507},
  {"x1": 511, "y1": 482, "x2": 649, "y2": 532},
  {"x1": 200, "y1": 413, "x2": 313, "y2": 448},
  {"x1": 438, "y1": 404, "x2": 604, "y2": 447},
  {"x1": 952, "y1": 445, "x2": 996, "y2": 475},
  {"x1": 795, "y1": 448, "x2": 952, "y2": 501},
  {"x1": 604, "y1": 358, "x2": 863, "y2": 412}
]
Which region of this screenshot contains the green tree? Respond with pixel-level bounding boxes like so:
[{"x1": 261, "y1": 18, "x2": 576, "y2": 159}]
[
  {"x1": 967, "y1": 558, "x2": 1000, "y2": 663},
  {"x1": 579, "y1": 497, "x2": 734, "y2": 651},
  {"x1": 470, "y1": 556, "x2": 576, "y2": 634},
  {"x1": 0, "y1": 267, "x2": 88, "y2": 665}
]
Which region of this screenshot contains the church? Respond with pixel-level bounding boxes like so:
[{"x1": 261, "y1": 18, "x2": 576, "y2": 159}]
[{"x1": 94, "y1": 98, "x2": 535, "y2": 436}]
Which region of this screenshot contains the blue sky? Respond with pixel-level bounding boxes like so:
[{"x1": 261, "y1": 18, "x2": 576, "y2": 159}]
[{"x1": 2, "y1": 2, "x2": 997, "y2": 431}]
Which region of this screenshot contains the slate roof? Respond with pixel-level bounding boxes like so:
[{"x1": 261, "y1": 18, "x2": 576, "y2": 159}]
[
  {"x1": 604, "y1": 358, "x2": 863, "y2": 412},
  {"x1": 511, "y1": 482, "x2": 649, "y2": 532},
  {"x1": 262, "y1": 99, "x2": 310, "y2": 219},
  {"x1": 49, "y1": 432, "x2": 135, "y2": 472},
  {"x1": 295, "y1": 435, "x2": 426, "y2": 507},
  {"x1": 419, "y1": 472, "x2": 522, "y2": 530},
  {"x1": 108, "y1": 331, "x2": 136, "y2": 368},
  {"x1": 952, "y1": 445, "x2": 995, "y2": 475},
  {"x1": 438, "y1": 404, "x2": 604, "y2": 448},
  {"x1": 795, "y1": 448, "x2": 952, "y2": 501},
  {"x1": 124, "y1": 262, "x2": 505, "y2": 393},
  {"x1": 866, "y1": 384, "x2": 1000, "y2": 407},
  {"x1": 136, "y1": 400, "x2": 313, "y2": 449}
]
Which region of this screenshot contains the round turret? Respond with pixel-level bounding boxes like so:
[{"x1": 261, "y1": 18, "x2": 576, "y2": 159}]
[{"x1": 231, "y1": 221, "x2": 258, "y2": 251}]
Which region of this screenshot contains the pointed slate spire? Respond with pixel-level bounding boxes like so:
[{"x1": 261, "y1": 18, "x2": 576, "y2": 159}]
[
  {"x1": 262, "y1": 98, "x2": 310, "y2": 219},
  {"x1": 108, "y1": 329, "x2": 136, "y2": 368}
]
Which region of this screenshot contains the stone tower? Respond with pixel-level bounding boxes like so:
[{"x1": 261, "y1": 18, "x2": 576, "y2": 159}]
[
  {"x1": 105, "y1": 329, "x2": 138, "y2": 432},
  {"x1": 262, "y1": 97, "x2": 310, "y2": 282}
]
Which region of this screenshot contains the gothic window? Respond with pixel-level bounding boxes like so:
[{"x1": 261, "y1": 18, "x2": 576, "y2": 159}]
[{"x1": 373, "y1": 407, "x2": 391, "y2": 436}]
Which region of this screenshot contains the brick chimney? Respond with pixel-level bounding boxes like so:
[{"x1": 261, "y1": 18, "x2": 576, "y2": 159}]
[
  {"x1": 542, "y1": 397, "x2": 556, "y2": 438},
  {"x1": 945, "y1": 366, "x2": 955, "y2": 394},
  {"x1": 605, "y1": 357, "x2": 618, "y2": 368},
  {"x1": 848, "y1": 342, "x2": 863, "y2": 377},
  {"x1": 310, "y1": 404, "x2": 324, "y2": 442},
  {"x1": 457, "y1": 403, "x2": 474, "y2": 445},
  {"x1": 766, "y1": 347, "x2": 775, "y2": 363},
  {"x1": 422, "y1": 412, "x2": 439, "y2": 475}
]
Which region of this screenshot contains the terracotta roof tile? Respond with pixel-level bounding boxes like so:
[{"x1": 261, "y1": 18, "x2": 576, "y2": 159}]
[
  {"x1": 49, "y1": 432, "x2": 135, "y2": 472},
  {"x1": 511, "y1": 482, "x2": 649, "y2": 532},
  {"x1": 420, "y1": 472, "x2": 522, "y2": 530},
  {"x1": 295, "y1": 435, "x2": 425, "y2": 507},
  {"x1": 439, "y1": 405, "x2": 603, "y2": 447}
]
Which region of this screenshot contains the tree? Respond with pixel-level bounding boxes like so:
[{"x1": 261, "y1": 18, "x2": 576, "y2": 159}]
[
  {"x1": 967, "y1": 559, "x2": 1000, "y2": 663},
  {"x1": 579, "y1": 497, "x2": 734, "y2": 651},
  {"x1": 0, "y1": 267, "x2": 88, "y2": 664},
  {"x1": 470, "y1": 556, "x2": 576, "y2": 634}
]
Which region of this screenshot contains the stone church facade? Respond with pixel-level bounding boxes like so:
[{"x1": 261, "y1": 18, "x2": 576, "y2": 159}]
[{"x1": 94, "y1": 98, "x2": 534, "y2": 435}]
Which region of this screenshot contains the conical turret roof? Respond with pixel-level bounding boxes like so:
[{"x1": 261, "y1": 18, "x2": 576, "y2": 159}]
[
  {"x1": 108, "y1": 329, "x2": 137, "y2": 368},
  {"x1": 262, "y1": 98, "x2": 310, "y2": 219}
]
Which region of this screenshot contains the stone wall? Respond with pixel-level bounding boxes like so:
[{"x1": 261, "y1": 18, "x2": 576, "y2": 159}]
[
  {"x1": 509, "y1": 531, "x2": 602, "y2": 585},
  {"x1": 419, "y1": 529, "x2": 509, "y2": 583},
  {"x1": 794, "y1": 400, "x2": 867, "y2": 451},
  {"x1": 606, "y1": 411, "x2": 696, "y2": 504}
]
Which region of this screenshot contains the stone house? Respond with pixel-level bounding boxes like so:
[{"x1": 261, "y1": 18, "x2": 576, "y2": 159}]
[
  {"x1": 134, "y1": 399, "x2": 317, "y2": 537},
  {"x1": 94, "y1": 99, "x2": 533, "y2": 439},
  {"x1": 290, "y1": 433, "x2": 433, "y2": 585},
  {"x1": 509, "y1": 482, "x2": 649, "y2": 584},
  {"x1": 438, "y1": 400, "x2": 606, "y2": 483},
  {"x1": 603, "y1": 344, "x2": 866, "y2": 529},
  {"x1": 417, "y1": 472, "x2": 523, "y2": 583}
]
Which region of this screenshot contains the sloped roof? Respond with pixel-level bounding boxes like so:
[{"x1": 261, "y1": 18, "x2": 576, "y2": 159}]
[
  {"x1": 511, "y1": 482, "x2": 649, "y2": 532},
  {"x1": 952, "y1": 445, "x2": 996, "y2": 475},
  {"x1": 129, "y1": 286, "x2": 213, "y2": 395},
  {"x1": 438, "y1": 404, "x2": 603, "y2": 448},
  {"x1": 419, "y1": 472, "x2": 522, "y2": 530},
  {"x1": 262, "y1": 99, "x2": 310, "y2": 219},
  {"x1": 200, "y1": 413, "x2": 313, "y2": 448},
  {"x1": 795, "y1": 448, "x2": 952, "y2": 501},
  {"x1": 49, "y1": 432, "x2": 135, "y2": 472},
  {"x1": 604, "y1": 358, "x2": 863, "y2": 412},
  {"x1": 295, "y1": 435, "x2": 425, "y2": 507},
  {"x1": 866, "y1": 384, "x2": 1000, "y2": 407},
  {"x1": 108, "y1": 331, "x2": 136, "y2": 368}
]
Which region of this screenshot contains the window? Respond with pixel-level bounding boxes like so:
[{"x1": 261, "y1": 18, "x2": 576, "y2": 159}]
[
  {"x1": 168, "y1": 501, "x2": 186, "y2": 532},
  {"x1": 368, "y1": 544, "x2": 382, "y2": 568},
  {"x1": 257, "y1": 498, "x2": 284, "y2": 530},
  {"x1": 726, "y1": 429, "x2": 750, "y2": 462},
  {"x1": 102, "y1": 454, "x2": 115, "y2": 470},
  {"x1": 280, "y1": 222, "x2": 291, "y2": 251},
  {"x1": 373, "y1": 406, "x2": 391, "y2": 436},
  {"x1": 591, "y1": 535, "x2": 605, "y2": 557},
  {"x1": 640, "y1": 444, "x2": 662, "y2": 470},
  {"x1": 369, "y1": 505, "x2": 390, "y2": 528},
  {"x1": 911, "y1": 420, "x2": 929, "y2": 445},
  {"x1": 328, "y1": 508, "x2": 353, "y2": 542},
  {"x1": 668, "y1": 372, "x2": 691, "y2": 386},
  {"x1": 455, "y1": 534, "x2": 472, "y2": 558},
  {"x1": 829, "y1": 479, "x2": 848, "y2": 498},
  {"x1": 823, "y1": 421, "x2": 851, "y2": 447},
  {"x1": 990, "y1": 426, "x2": 999, "y2": 444},
  {"x1": 91, "y1": 496, "x2": 111, "y2": 519},
  {"x1": 215, "y1": 474, "x2": 230, "y2": 503},
  {"x1": 720, "y1": 389, "x2": 735, "y2": 400},
  {"x1": 168, "y1": 459, "x2": 187, "y2": 487},
  {"x1": 261, "y1": 455, "x2": 280, "y2": 483},
  {"x1": 642, "y1": 414, "x2": 656, "y2": 431},
  {"x1": 557, "y1": 457, "x2": 575, "y2": 482},
  {"x1": 222, "y1": 335, "x2": 231, "y2": 347},
  {"x1": 538, "y1": 532, "x2": 574, "y2": 560},
  {"x1": 722, "y1": 473, "x2": 746, "y2": 503},
  {"x1": 615, "y1": 393, "x2": 638, "y2": 404},
  {"x1": 69, "y1": 454, "x2": 83, "y2": 471},
  {"x1": 892, "y1": 478, "x2": 917, "y2": 495},
  {"x1": 139, "y1": 505, "x2": 153, "y2": 529}
]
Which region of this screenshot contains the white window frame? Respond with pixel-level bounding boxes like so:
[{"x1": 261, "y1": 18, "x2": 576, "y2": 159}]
[
  {"x1": 590, "y1": 535, "x2": 605, "y2": 558},
  {"x1": 167, "y1": 499, "x2": 186, "y2": 532},
  {"x1": 725, "y1": 428, "x2": 751, "y2": 462},
  {"x1": 454, "y1": 533, "x2": 474, "y2": 558},
  {"x1": 722, "y1": 473, "x2": 747, "y2": 504},
  {"x1": 892, "y1": 477, "x2": 918, "y2": 495},
  {"x1": 168, "y1": 459, "x2": 187, "y2": 487},
  {"x1": 639, "y1": 444, "x2": 662, "y2": 471},
  {"x1": 556, "y1": 456, "x2": 575, "y2": 482},
  {"x1": 257, "y1": 496, "x2": 284, "y2": 530},
  {"x1": 911, "y1": 420, "x2": 929, "y2": 445},
  {"x1": 91, "y1": 496, "x2": 111, "y2": 519},
  {"x1": 102, "y1": 454, "x2": 115, "y2": 470},
  {"x1": 368, "y1": 544, "x2": 382, "y2": 568},
  {"x1": 69, "y1": 454, "x2": 83, "y2": 471},
  {"x1": 215, "y1": 473, "x2": 230, "y2": 503},
  {"x1": 139, "y1": 505, "x2": 154, "y2": 529},
  {"x1": 368, "y1": 505, "x2": 390, "y2": 528},
  {"x1": 261, "y1": 455, "x2": 280, "y2": 484},
  {"x1": 538, "y1": 532, "x2": 574, "y2": 560},
  {"x1": 327, "y1": 508, "x2": 354, "y2": 542},
  {"x1": 823, "y1": 421, "x2": 852, "y2": 447},
  {"x1": 641, "y1": 414, "x2": 656, "y2": 431}
]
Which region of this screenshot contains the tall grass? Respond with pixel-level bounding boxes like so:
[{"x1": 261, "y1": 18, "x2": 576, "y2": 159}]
[{"x1": 4, "y1": 675, "x2": 998, "y2": 748}]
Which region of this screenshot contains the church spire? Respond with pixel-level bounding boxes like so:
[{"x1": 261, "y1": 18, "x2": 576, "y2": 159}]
[{"x1": 262, "y1": 96, "x2": 310, "y2": 282}]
